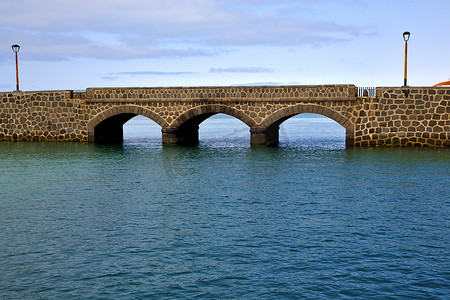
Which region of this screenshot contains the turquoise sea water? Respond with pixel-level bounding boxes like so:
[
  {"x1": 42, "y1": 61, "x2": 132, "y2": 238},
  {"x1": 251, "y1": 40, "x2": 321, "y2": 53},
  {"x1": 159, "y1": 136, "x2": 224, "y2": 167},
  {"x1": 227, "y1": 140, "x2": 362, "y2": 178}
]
[{"x1": 0, "y1": 115, "x2": 449, "y2": 299}]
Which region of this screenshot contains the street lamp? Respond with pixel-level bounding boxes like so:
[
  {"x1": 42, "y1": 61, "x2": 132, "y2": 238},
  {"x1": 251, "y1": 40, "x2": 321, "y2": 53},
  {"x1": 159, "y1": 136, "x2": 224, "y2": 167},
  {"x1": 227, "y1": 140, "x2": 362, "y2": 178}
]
[
  {"x1": 11, "y1": 44, "x2": 20, "y2": 92},
  {"x1": 402, "y1": 32, "x2": 410, "y2": 87}
]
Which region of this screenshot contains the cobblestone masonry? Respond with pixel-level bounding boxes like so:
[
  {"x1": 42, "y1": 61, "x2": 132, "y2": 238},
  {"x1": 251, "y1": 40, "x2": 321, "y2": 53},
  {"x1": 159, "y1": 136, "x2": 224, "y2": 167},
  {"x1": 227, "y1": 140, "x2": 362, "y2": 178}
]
[{"x1": 0, "y1": 85, "x2": 448, "y2": 147}]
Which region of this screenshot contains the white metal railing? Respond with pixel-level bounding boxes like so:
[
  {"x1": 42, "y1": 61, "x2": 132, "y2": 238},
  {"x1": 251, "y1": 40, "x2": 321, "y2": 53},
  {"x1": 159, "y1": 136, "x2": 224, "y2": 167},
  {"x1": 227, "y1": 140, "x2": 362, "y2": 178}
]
[{"x1": 357, "y1": 87, "x2": 376, "y2": 97}]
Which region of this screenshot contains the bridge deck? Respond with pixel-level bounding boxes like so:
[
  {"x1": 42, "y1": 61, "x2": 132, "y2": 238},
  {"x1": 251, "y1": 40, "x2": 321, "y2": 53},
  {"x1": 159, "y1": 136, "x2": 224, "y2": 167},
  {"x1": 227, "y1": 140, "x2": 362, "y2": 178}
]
[{"x1": 84, "y1": 85, "x2": 358, "y2": 103}]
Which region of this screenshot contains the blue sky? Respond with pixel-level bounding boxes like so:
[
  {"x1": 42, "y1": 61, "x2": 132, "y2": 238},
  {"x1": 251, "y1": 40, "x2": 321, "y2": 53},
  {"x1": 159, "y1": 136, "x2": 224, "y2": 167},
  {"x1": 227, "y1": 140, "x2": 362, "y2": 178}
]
[{"x1": 1, "y1": 0, "x2": 449, "y2": 91}]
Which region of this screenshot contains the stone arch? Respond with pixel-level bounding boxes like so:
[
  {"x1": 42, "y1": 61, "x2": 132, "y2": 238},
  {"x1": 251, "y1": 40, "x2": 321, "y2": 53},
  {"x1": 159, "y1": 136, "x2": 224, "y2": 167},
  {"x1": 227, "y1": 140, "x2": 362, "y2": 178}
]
[
  {"x1": 87, "y1": 105, "x2": 169, "y2": 143},
  {"x1": 162, "y1": 105, "x2": 255, "y2": 145},
  {"x1": 253, "y1": 104, "x2": 354, "y2": 146},
  {"x1": 171, "y1": 104, "x2": 256, "y2": 128}
]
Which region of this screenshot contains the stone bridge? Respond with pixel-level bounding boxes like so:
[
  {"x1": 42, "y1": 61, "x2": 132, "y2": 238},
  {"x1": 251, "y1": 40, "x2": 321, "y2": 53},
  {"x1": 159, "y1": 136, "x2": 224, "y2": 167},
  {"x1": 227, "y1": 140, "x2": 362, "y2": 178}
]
[{"x1": 0, "y1": 84, "x2": 449, "y2": 147}]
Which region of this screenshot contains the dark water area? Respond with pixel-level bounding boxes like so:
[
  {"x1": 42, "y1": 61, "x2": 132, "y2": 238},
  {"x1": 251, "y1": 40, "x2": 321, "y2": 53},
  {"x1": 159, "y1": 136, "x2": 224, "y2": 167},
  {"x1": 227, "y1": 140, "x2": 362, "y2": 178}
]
[{"x1": 1, "y1": 115, "x2": 449, "y2": 299}]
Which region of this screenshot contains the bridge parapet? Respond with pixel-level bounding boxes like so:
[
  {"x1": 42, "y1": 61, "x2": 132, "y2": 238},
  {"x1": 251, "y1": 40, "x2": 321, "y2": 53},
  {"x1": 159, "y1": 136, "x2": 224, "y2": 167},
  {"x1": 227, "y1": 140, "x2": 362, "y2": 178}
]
[
  {"x1": 86, "y1": 84, "x2": 357, "y2": 102},
  {"x1": 376, "y1": 86, "x2": 450, "y2": 99}
]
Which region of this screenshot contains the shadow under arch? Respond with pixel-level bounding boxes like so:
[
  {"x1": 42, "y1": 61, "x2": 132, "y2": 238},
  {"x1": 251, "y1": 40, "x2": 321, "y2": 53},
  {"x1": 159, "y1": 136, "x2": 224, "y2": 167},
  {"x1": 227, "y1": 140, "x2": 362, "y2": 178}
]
[
  {"x1": 87, "y1": 105, "x2": 169, "y2": 143},
  {"x1": 162, "y1": 105, "x2": 255, "y2": 145},
  {"x1": 253, "y1": 104, "x2": 354, "y2": 147}
]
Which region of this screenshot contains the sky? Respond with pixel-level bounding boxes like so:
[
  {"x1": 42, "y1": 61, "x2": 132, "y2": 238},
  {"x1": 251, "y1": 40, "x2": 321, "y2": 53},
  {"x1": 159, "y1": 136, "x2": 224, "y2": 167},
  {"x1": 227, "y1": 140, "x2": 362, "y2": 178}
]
[{"x1": 1, "y1": 0, "x2": 449, "y2": 92}]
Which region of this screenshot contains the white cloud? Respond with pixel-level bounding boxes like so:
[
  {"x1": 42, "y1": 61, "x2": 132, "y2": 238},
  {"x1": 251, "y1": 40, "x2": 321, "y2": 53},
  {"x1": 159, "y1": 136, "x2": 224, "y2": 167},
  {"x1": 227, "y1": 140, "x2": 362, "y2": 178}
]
[
  {"x1": 1, "y1": 0, "x2": 364, "y2": 61},
  {"x1": 115, "y1": 71, "x2": 194, "y2": 76},
  {"x1": 2, "y1": 0, "x2": 449, "y2": 90},
  {"x1": 210, "y1": 67, "x2": 274, "y2": 73}
]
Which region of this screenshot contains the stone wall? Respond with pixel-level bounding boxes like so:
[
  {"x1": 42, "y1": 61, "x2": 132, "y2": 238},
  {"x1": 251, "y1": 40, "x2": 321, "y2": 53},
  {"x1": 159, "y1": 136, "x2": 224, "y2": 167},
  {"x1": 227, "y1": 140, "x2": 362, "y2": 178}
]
[
  {"x1": 87, "y1": 85, "x2": 356, "y2": 102},
  {"x1": 0, "y1": 91, "x2": 87, "y2": 142},
  {"x1": 0, "y1": 85, "x2": 448, "y2": 147},
  {"x1": 353, "y1": 87, "x2": 449, "y2": 147}
]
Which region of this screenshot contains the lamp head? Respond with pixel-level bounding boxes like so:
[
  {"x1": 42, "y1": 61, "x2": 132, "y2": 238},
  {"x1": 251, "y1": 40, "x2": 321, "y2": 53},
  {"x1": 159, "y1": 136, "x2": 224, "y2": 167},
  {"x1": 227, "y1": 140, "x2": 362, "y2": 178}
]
[
  {"x1": 12, "y1": 44, "x2": 20, "y2": 53},
  {"x1": 403, "y1": 32, "x2": 410, "y2": 42}
]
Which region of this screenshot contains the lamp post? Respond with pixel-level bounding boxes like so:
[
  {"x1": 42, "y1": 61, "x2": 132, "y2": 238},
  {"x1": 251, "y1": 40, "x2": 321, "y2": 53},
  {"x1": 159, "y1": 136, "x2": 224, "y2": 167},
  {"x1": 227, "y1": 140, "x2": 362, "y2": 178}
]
[
  {"x1": 11, "y1": 44, "x2": 20, "y2": 92},
  {"x1": 402, "y1": 32, "x2": 410, "y2": 87}
]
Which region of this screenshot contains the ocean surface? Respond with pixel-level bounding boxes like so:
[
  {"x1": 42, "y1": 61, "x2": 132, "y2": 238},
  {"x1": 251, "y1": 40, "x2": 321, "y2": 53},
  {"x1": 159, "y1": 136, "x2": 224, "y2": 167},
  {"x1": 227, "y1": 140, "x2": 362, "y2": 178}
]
[{"x1": 1, "y1": 114, "x2": 449, "y2": 299}]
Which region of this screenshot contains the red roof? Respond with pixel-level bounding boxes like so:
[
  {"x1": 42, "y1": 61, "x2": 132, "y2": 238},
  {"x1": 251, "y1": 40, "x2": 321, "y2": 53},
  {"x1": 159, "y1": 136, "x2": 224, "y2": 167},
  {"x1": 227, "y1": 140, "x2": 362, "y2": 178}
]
[{"x1": 433, "y1": 81, "x2": 450, "y2": 87}]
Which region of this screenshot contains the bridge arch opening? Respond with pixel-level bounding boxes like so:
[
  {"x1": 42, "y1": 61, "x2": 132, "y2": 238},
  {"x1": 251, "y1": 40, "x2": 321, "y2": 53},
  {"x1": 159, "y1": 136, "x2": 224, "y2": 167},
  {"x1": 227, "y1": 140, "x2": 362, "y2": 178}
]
[
  {"x1": 123, "y1": 115, "x2": 162, "y2": 144},
  {"x1": 162, "y1": 105, "x2": 254, "y2": 146},
  {"x1": 87, "y1": 106, "x2": 167, "y2": 144},
  {"x1": 199, "y1": 114, "x2": 250, "y2": 146},
  {"x1": 278, "y1": 114, "x2": 346, "y2": 148},
  {"x1": 92, "y1": 113, "x2": 137, "y2": 143},
  {"x1": 252, "y1": 104, "x2": 354, "y2": 147}
]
